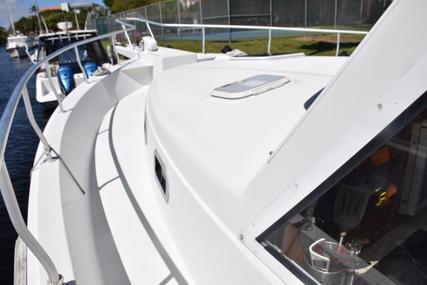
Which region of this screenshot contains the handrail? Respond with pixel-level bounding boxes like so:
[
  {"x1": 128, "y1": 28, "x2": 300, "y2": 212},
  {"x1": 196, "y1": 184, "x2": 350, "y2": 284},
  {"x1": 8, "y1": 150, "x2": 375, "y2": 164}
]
[
  {"x1": 117, "y1": 16, "x2": 368, "y2": 56},
  {"x1": 0, "y1": 26, "x2": 134, "y2": 285}
]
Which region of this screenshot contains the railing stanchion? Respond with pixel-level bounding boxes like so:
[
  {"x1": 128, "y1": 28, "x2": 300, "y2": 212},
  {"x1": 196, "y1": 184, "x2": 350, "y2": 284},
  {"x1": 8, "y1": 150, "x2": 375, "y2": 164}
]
[
  {"x1": 268, "y1": 29, "x2": 272, "y2": 55},
  {"x1": 45, "y1": 64, "x2": 65, "y2": 113},
  {"x1": 21, "y1": 85, "x2": 51, "y2": 153},
  {"x1": 111, "y1": 36, "x2": 120, "y2": 64},
  {"x1": 122, "y1": 23, "x2": 133, "y2": 48},
  {"x1": 0, "y1": 28, "x2": 133, "y2": 284},
  {"x1": 0, "y1": 162, "x2": 62, "y2": 285},
  {"x1": 336, "y1": 32, "x2": 341, "y2": 56},
  {"x1": 145, "y1": 21, "x2": 155, "y2": 38},
  {"x1": 74, "y1": 46, "x2": 88, "y2": 81},
  {"x1": 202, "y1": 27, "x2": 206, "y2": 54}
]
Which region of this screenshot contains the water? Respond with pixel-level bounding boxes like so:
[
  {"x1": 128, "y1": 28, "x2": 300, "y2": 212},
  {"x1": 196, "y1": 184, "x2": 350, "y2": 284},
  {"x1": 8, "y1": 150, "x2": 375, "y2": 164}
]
[{"x1": 0, "y1": 48, "x2": 53, "y2": 284}]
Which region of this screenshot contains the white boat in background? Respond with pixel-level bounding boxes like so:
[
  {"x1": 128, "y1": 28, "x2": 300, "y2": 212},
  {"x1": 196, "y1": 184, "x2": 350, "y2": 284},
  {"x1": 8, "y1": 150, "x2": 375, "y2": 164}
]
[
  {"x1": 4, "y1": 0, "x2": 32, "y2": 58},
  {"x1": 33, "y1": 22, "x2": 112, "y2": 108},
  {"x1": 6, "y1": 33, "x2": 31, "y2": 58},
  {"x1": 1, "y1": 0, "x2": 427, "y2": 284}
]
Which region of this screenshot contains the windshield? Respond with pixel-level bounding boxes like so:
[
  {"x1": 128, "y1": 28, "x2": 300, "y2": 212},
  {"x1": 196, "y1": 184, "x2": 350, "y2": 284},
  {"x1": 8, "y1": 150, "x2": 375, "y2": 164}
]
[{"x1": 38, "y1": 35, "x2": 110, "y2": 70}]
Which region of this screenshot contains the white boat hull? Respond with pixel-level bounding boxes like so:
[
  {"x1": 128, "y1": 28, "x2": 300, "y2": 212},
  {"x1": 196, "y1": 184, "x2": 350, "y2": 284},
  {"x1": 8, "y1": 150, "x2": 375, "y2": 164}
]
[
  {"x1": 35, "y1": 72, "x2": 86, "y2": 107},
  {"x1": 6, "y1": 46, "x2": 27, "y2": 58}
]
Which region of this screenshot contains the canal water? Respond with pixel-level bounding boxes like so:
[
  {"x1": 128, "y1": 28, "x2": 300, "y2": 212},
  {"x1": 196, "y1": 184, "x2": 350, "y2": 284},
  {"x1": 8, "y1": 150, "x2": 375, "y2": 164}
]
[{"x1": 0, "y1": 48, "x2": 52, "y2": 284}]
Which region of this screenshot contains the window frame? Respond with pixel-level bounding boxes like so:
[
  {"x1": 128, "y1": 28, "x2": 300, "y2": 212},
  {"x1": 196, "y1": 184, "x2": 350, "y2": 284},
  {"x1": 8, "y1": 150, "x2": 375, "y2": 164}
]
[{"x1": 256, "y1": 91, "x2": 427, "y2": 284}]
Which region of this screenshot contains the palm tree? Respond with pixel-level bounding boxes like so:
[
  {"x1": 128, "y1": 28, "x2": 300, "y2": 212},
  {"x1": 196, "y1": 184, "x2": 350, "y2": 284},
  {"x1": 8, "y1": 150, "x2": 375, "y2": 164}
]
[
  {"x1": 29, "y1": 3, "x2": 43, "y2": 34},
  {"x1": 29, "y1": 5, "x2": 37, "y2": 14}
]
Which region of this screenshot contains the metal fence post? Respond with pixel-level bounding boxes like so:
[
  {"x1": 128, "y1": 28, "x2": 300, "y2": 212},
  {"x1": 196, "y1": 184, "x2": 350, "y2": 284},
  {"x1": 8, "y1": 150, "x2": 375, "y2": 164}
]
[
  {"x1": 334, "y1": 0, "x2": 338, "y2": 28},
  {"x1": 359, "y1": 0, "x2": 364, "y2": 23},
  {"x1": 159, "y1": 3, "x2": 164, "y2": 40},
  {"x1": 227, "y1": 0, "x2": 231, "y2": 44},
  {"x1": 199, "y1": 0, "x2": 203, "y2": 24},
  {"x1": 202, "y1": 27, "x2": 205, "y2": 53},
  {"x1": 177, "y1": 0, "x2": 181, "y2": 39},
  {"x1": 304, "y1": 0, "x2": 308, "y2": 27},
  {"x1": 269, "y1": 0, "x2": 273, "y2": 55},
  {"x1": 336, "y1": 32, "x2": 341, "y2": 56}
]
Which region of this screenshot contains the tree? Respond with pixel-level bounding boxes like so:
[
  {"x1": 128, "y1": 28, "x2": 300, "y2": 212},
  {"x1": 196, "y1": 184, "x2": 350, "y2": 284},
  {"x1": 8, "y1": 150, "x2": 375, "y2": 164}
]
[
  {"x1": 104, "y1": 0, "x2": 162, "y2": 13},
  {"x1": 0, "y1": 27, "x2": 7, "y2": 46},
  {"x1": 11, "y1": 8, "x2": 93, "y2": 35},
  {"x1": 30, "y1": 4, "x2": 43, "y2": 33},
  {"x1": 29, "y1": 5, "x2": 37, "y2": 14}
]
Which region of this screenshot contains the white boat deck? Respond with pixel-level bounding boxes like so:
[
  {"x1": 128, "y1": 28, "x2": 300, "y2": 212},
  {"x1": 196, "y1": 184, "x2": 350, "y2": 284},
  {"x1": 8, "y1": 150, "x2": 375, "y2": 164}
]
[
  {"x1": 95, "y1": 89, "x2": 181, "y2": 284},
  {"x1": 89, "y1": 53, "x2": 348, "y2": 284}
]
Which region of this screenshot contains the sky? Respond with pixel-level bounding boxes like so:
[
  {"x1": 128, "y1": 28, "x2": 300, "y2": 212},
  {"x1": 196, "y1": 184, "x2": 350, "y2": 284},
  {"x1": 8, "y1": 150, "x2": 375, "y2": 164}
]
[{"x1": 0, "y1": 0, "x2": 104, "y2": 29}]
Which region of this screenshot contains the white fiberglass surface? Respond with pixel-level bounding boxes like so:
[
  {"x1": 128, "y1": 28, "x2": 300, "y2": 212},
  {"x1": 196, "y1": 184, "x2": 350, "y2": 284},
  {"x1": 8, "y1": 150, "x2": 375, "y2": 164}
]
[
  {"x1": 148, "y1": 55, "x2": 346, "y2": 232},
  {"x1": 99, "y1": 85, "x2": 283, "y2": 283},
  {"x1": 211, "y1": 74, "x2": 290, "y2": 99},
  {"x1": 27, "y1": 59, "x2": 148, "y2": 284},
  {"x1": 95, "y1": 91, "x2": 174, "y2": 284}
]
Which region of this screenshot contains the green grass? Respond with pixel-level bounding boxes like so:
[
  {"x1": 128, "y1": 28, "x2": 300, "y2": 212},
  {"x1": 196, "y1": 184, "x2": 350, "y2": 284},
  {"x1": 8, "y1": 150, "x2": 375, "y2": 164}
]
[
  {"x1": 101, "y1": 38, "x2": 113, "y2": 51},
  {"x1": 159, "y1": 34, "x2": 364, "y2": 56}
]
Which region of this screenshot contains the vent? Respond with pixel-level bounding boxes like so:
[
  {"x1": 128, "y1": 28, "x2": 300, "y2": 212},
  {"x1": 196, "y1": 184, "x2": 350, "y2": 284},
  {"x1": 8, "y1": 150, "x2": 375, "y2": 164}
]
[
  {"x1": 154, "y1": 152, "x2": 169, "y2": 202},
  {"x1": 211, "y1": 74, "x2": 290, "y2": 99}
]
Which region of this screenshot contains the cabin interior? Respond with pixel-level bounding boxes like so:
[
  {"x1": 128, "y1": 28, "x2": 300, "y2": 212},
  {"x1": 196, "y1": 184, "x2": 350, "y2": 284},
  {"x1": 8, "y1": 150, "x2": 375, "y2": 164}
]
[{"x1": 265, "y1": 109, "x2": 427, "y2": 285}]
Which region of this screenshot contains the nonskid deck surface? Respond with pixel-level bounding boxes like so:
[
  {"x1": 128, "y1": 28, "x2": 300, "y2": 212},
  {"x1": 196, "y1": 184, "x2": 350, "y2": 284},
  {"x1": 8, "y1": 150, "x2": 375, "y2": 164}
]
[
  {"x1": 27, "y1": 58, "x2": 156, "y2": 284},
  {"x1": 94, "y1": 88, "x2": 184, "y2": 285}
]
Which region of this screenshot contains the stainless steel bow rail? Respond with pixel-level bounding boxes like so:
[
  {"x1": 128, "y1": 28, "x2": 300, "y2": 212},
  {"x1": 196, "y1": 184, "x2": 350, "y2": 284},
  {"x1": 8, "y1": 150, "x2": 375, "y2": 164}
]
[
  {"x1": 115, "y1": 16, "x2": 369, "y2": 56},
  {"x1": 0, "y1": 27, "x2": 134, "y2": 285}
]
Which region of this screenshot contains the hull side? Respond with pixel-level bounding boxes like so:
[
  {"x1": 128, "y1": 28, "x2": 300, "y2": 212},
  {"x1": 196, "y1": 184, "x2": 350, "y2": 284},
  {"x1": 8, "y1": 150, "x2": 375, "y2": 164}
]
[{"x1": 7, "y1": 46, "x2": 27, "y2": 58}]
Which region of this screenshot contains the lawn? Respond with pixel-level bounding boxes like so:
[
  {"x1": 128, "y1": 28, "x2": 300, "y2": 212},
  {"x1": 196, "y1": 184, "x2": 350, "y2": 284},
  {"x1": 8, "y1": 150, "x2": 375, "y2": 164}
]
[{"x1": 158, "y1": 34, "x2": 365, "y2": 56}]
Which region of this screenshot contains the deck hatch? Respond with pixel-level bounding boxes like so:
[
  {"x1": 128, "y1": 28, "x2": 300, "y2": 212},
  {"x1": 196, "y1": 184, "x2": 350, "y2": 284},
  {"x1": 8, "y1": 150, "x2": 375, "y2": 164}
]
[{"x1": 211, "y1": 74, "x2": 290, "y2": 99}]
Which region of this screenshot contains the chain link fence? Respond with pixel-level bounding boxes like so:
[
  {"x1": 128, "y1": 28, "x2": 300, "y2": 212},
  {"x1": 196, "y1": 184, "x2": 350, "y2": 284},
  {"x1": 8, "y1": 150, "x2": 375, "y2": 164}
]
[{"x1": 87, "y1": 0, "x2": 392, "y2": 55}]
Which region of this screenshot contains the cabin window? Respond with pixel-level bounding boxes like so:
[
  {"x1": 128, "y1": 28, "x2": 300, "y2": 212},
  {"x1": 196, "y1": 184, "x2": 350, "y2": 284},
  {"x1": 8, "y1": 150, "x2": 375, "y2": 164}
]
[{"x1": 260, "y1": 99, "x2": 427, "y2": 285}]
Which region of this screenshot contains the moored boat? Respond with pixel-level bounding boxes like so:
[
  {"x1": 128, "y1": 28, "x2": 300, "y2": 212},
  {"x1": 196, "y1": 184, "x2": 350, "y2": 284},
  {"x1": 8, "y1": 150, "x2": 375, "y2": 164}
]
[
  {"x1": 4, "y1": 0, "x2": 32, "y2": 59},
  {"x1": 33, "y1": 22, "x2": 111, "y2": 108},
  {"x1": 6, "y1": 34, "x2": 31, "y2": 58}
]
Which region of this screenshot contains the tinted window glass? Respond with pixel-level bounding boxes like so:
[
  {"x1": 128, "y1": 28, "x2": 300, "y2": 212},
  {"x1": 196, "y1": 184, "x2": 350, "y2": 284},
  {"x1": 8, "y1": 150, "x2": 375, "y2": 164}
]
[{"x1": 262, "y1": 109, "x2": 427, "y2": 285}]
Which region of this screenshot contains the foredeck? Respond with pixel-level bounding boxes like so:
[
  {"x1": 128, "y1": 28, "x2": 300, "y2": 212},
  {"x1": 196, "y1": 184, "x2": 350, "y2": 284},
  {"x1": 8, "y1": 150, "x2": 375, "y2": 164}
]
[{"x1": 148, "y1": 54, "x2": 346, "y2": 217}]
